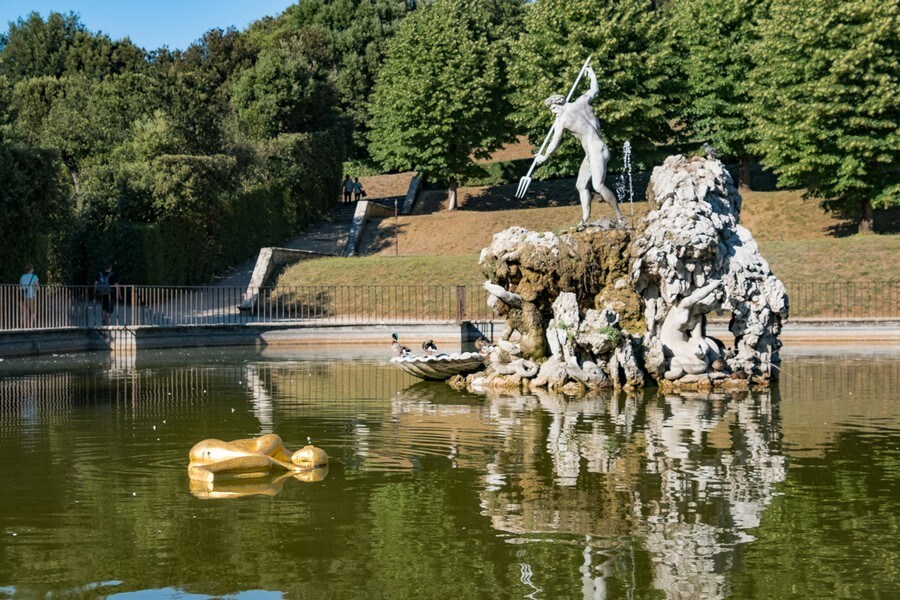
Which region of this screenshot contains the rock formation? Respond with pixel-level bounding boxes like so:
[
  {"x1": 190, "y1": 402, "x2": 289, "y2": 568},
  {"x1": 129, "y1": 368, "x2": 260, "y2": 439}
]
[
  {"x1": 633, "y1": 156, "x2": 788, "y2": 387},
  {"x1": 456, "y1": 155, "x2": 787, "y2": 393}
]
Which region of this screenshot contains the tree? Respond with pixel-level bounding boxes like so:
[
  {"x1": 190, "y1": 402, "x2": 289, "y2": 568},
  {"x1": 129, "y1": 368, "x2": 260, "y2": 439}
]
[
  {"x1": 148, "y1": 26, "x2": 259, "y2": 155},
  {"x1": 667, "y1": 0, "x2": 767, "y2": 189},
  {"x1": 368, "y1": 0, "x2": 523, "y2": 209},
  {"x1": 509, "y1": 0, "x2": 683, "y2": 179},
  {"x1": 2, "y1": 12, "x2": 150, "y2": 194},
  {"x1": 247, "y1": 0, "x2": 415, "y2": 151},
  {"x1": 746, "y1": 0, "x2": 899, "y2": 233},
  {"x1": 0, "y1": 140, "x2": 68, "y2": 281},
  {"x1": 12, "y1": 72, "x2": 155, "y2": 193},
  {"x1": 0, "y1": 11, "x2": 145, "y2": 83},
  {"x1": 231, "y1": 31, "x2": 338, "y2": 139}
]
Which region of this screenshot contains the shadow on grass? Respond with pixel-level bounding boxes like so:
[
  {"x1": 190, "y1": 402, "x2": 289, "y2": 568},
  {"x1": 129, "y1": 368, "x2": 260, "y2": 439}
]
[
  {"x1": 359, "y1": 219, "x2": 409, "y2": 255},
  {"x1": 457, "y1": 177, "x2": 654, "y2": 213},
  {"x1": 824, "y1": 205, "x2": 900, "y2": 237}
]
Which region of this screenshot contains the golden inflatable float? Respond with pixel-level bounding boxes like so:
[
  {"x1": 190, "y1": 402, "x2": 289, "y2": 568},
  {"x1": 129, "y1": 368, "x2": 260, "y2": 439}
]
[{"x1": 188, "y1": 434, "x2": 329, "y2": 498}]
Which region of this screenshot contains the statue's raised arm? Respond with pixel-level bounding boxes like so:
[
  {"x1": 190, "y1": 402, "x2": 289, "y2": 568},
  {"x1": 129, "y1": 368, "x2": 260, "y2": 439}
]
[
  {"x1": 579, "y1": 65, "x2": 599, "y2": 103},
  {"x1": 530, "y1": 64, "x2": 623, "y2": 225}
]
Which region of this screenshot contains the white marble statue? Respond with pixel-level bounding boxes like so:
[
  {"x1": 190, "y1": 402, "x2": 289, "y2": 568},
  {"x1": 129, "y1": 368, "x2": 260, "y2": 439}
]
[
  {"x1": 535, "y1": 66, "x2": 623, "y2": 225},
  {"x1": 659, "y1": 279, "x2": 723, "y2": 380}
]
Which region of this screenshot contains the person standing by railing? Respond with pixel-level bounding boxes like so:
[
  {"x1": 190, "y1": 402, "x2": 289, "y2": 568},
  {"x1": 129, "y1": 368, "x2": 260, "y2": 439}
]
[
  {"x1": 94, "y1": 264, "x2": 119, "y2": 326},
  {"x1": 19, "y1": 263, "x2": 39, "y2": 328}
]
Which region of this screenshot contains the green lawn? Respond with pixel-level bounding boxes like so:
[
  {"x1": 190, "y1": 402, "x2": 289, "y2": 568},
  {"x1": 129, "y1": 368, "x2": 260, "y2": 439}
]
[
  {"x1": 275, "y1": 186, "x2": 897, "y2": 319},
  {"x1": 279, "y1": 237, "x2": 898, "y2": 288}
]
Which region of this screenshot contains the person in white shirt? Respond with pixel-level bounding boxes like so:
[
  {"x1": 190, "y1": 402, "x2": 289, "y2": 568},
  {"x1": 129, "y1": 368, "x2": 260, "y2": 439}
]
[{"x1": 19, "y1": 263, "x2": 40, "y2": 328}]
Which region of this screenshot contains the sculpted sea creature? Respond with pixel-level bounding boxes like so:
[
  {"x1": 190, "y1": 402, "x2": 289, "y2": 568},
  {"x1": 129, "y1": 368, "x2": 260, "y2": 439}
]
[{"x1": 188, "y1": 434, "x2": 328, "y2": 483}]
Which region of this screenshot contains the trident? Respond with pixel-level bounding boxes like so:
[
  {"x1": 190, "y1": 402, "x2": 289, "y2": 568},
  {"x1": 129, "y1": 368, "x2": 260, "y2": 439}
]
[{"x1": 515, "y1": 55, "x2": 593, "y2": 199}]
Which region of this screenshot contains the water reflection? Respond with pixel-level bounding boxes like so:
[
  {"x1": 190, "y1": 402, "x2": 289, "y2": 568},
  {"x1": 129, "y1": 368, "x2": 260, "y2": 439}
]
[
  {"x1": 477, "y1": 387, "x2": 786, "y2": 600},
  {"x1": 0, "y1": 353, "x2": 895, "y2": 599},
  {"x1": 189, "y1": 467, "x2": 329, "y2": 499}
]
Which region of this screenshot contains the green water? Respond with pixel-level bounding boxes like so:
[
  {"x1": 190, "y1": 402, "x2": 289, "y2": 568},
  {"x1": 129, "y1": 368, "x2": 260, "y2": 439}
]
[{"x1": 0, "y1": 347, "x2": 896, "y2": 599}]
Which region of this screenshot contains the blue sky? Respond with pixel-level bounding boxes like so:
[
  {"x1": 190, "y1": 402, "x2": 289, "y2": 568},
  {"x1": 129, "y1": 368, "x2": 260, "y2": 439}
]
[{"x1": 0, "y1": 0, "x2": 297, "y2": 51}]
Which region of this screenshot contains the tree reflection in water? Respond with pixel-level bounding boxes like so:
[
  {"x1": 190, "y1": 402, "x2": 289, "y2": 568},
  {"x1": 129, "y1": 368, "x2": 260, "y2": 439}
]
[{"x1": 0, "y1": 352, "x2": 893, "y2": 599}]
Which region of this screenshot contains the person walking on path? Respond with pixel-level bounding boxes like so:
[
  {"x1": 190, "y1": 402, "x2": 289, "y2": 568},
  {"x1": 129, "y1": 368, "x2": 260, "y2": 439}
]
[
  {"x1": 94, "y1": 264, "x2": 119, "y2": 326},
  {"x1": 353, "y1": 177, "x2": 365, "y2": 202},
  {"x1": 341, "y1": 175, "x2": 354, "y2": 204},
  {"x1": 19, "y1": 263, "x2": 39, "y2": 328}
]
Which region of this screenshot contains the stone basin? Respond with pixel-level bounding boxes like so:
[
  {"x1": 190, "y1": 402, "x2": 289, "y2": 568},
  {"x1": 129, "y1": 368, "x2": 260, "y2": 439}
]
[{"x1": 390, "y1": 352, "x2": 486, "y2": 381}]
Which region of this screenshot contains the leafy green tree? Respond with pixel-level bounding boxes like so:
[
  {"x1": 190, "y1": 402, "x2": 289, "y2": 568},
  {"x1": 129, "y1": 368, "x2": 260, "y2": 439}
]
[
  {"x1": 247, "y1": 0, "x2": 415, "y2": 151},
  {"x1": 0, "y1": 74, "x2": 13, "y2": 138},
  {"x1": 231, "y1": 31, "x2": 338, "y2": 139},
  {"x1": 667, "y1": 0, "x2": 767, "y2": 189},
  {"x1": 152, "y1": 66, "x2": 229, "y2": 155},
  {"x1": 0, "y1": 11, "x2": 145, "y2": 83},
  {"x1": 368, "y1": 0, "x2": 523, "y2": 209},
  {"x1": 0, "y1": 141, "x2": 68, "y2": 281},
  {"x1": 176, "y1": 27, "x2": 258, "y2": 91},
  {"x1": 2, "y1": 12, "x2": 150, "y2": 194},
  {"x1": 746, "y1": 0, "x2": 899, "y2": 233},
  {"x1": 145, "y1": 27, "x2": 258, "y2": 156},
  {"x1": 12, "y1": 72, "x2": 155, "y2": 193},
  {"x1": 510, "y1": 0, "x2": 683, "y2": 178}
]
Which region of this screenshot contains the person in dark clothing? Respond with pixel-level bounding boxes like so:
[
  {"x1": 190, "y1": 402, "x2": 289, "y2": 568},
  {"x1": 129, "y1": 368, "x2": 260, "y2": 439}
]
[
  {"x1": 94, "y1": 264, "x2": 119, "y2": 326},
  {"x1": 341, "y1": 175, "x2": 354, "y2": 204}
]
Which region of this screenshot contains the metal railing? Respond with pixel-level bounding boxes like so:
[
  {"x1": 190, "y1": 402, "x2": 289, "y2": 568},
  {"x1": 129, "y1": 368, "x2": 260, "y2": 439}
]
[
  {"x1": 0, "y1": 281, "x2": 896, "y2": 332},
  {"x1": 783, "y1": 281, "x2": 899, "y2": 319},
  {"x1": 0, "y1": 284, "x2": 494, "y2": 331}
]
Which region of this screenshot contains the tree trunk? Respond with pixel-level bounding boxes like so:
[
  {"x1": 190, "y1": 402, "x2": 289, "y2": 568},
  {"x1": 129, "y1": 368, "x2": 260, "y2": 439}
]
[
  {"x1": 858, "y1": 198, "x2": 874, "y2": 234},
  {"x1": 447, "y1": 178, "x2": 458, "y2": 211},
  {"x1": 61, "y1": 152, "x2": 81, "y2": 196},
  {"x1": 738, "y1": 154, "x2": 752, "y2": 191}
]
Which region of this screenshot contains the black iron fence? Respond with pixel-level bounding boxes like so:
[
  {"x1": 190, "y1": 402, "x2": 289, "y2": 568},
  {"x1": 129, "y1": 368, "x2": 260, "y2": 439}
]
[
  {"x1": 0, "y1": 281, "x2": 897, "y2": 332},
  {"x1": 782, "y1": 281, "x2": 898, "y2": 319}
]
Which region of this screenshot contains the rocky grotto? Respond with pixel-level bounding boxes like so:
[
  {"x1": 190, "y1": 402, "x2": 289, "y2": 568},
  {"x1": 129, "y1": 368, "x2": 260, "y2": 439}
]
[{"x1": 455, "y1": 155, "x2": 789, "y2": 393}]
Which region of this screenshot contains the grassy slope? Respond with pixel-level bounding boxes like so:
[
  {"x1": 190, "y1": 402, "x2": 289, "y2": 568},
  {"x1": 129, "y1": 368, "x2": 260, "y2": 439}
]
[{"x1": 279, "y1": 185, "x2": 898, "y2": 287}]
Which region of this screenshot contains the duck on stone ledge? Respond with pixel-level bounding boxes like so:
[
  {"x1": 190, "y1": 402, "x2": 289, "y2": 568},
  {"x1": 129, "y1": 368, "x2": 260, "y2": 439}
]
[{"x1": 391, "y1": 333, "x2": 412, "y2": 357}]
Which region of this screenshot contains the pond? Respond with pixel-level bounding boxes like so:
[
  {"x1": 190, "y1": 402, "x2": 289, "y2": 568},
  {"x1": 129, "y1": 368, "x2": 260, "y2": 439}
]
[{"x1": 0, "y1": 346, "x2": 896, "y2": 599}]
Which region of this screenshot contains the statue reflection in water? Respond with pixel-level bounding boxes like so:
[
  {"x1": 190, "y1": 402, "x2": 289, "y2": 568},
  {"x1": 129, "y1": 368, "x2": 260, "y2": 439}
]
[
  {"x1": 479, "y1": 387, "x2": 785, "y2": 600},
  {"x1": 190, "y1": 466, "x2": 328, "y2": 500}
]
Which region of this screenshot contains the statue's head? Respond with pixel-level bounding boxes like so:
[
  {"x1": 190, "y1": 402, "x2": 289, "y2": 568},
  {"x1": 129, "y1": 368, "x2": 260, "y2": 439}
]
[
  {"x1": 291, "y1": 445, "x2": 329, "y2": 469},
  {"x1": 544, "y1": 94, "x2": 565, "y2": 114}
]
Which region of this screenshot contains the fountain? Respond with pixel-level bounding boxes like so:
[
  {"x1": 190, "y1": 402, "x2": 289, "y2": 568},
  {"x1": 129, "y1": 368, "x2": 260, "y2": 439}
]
[{"x1": 459, "y1": 154, "x2": 788, "y2": 393}]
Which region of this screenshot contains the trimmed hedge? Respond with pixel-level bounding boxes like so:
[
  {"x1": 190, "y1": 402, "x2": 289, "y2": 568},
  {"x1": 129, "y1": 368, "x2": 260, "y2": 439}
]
[
  {"x1": 0, "y1": 145, "x2": 67, "y2": 282},
  {"x1": 86, "y1": 121, "x2": 350, "y2": 285}
]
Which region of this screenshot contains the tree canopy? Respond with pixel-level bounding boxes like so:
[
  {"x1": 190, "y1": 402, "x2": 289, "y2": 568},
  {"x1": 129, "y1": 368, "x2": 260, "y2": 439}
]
[
  {"x1": 231, "y1": 30, "x2": 338, "y2": 139},
  {"x1": 509, "y1": 0, "x2": 683, "y2": 177},
  {"x1": 247, "y1": 0, "x2": 415, "y2": 151},
  {"x1": 746, "y1": 0, "x2": 899, "y2": 232},
  {"x1": 0, "y1": 11, "x2": 349, "y2": 283},
  {"x1": 667, "y1": 0, "x2": 767, "y2": 188},
  {"x1": 368, "y1": 0, "x2": 523, "y2": 202},
  {"x1": 0, "y1": 11, "x2": 145, "y2": 82}
]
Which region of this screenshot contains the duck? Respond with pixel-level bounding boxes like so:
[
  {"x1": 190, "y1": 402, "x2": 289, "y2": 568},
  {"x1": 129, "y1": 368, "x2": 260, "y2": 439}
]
[
  {"x1": 474, "y1": 336, "x2": 495, "y2": 356},
  {"x1": 391, "y1": 333, "x2": 412, "y2": 357},
  {"x1": 422, "y1": 339, "x2": 438, "y2": 355}
]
